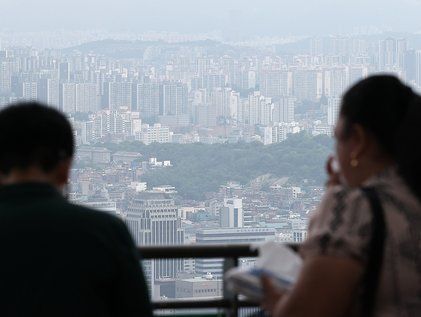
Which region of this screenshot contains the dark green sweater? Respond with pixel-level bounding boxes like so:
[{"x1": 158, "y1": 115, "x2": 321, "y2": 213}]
[{"x1": 0, "y1": 183, "x2": 152, "y2": 317}]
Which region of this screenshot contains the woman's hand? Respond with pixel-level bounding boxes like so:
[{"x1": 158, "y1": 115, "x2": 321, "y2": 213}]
[
  {"x1": 260, "y1": 276, "x2": 286, "y2": 315},
  {"x1": 325, "y1": 156, "x2": 341, "y2": 187}
]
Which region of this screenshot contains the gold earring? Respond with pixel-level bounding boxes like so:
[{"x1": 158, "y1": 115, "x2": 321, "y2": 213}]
[{"x1": 350, "y1": 158, "x2": 359, "y2": 167}]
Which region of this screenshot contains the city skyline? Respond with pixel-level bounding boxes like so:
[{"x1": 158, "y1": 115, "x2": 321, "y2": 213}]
[
  {"x1": 2, "y1": 0, "x2": 421, "y2": 39},
  {"x1": 1, "y1": 25, "x2": 420, "y2": 301}
]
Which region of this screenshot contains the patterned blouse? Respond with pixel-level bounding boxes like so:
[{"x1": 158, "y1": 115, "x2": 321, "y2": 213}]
[{"x1": 300, "y1": 167, "x2": 421, "y2": 317}]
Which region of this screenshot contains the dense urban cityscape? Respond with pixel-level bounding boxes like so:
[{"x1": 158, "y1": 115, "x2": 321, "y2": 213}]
[{"x1": 1, "y1": 30, "x2": 421, "y2": 301}]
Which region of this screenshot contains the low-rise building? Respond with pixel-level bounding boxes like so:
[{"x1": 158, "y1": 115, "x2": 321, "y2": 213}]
[
  {"x1": 77, "y1": 146, "x2": 112, "y2": 164},
  {"x1": 112, "y1": 151, "x2": 142, "y2": 164},
  {"x1": 175, "y1": 276, "x2": 223, "y2": 299}
]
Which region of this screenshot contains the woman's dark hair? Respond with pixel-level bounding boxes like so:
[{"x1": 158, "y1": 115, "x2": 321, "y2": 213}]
[
  {"x1": 341, "y1": 75, "x2": 421, "y2": 199},
  {"x1": 0, "y1": 101, "x2": 75, "y2": 174}
]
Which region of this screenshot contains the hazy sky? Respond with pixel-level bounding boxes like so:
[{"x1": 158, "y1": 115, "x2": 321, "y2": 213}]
[{"x1": 1, "y1": 0, "x2": 421, "y2": 36}]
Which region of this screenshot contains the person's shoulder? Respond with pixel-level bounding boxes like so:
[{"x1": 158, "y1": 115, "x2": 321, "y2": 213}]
[
  {"x1": 59, "y1": 201, "x2": 126, "y2": 231},
  {"x1": 318, "y1": 185, "x2": 368, "y2": 213},
  {"x1": 309, "y1": 185, "x2": 371, "y2": 229},
  {"x1": 302, "y1": 185, "x2": 373, "y2": 261}
]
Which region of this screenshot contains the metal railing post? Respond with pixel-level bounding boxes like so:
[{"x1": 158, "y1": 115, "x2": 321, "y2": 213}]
[{"x1": 223, "y1": 256, "x2": 239, "y2": 317}]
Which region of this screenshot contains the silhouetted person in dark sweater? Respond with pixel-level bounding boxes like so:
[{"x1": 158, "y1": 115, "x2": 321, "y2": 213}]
[{"x1": 0, "y1": 102, "x2": 152, "y2": 317}]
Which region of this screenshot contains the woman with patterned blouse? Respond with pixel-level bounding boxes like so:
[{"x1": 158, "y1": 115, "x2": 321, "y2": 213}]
[{"x1": 262, "y1": 75, "x2": 421, "y2": 317}]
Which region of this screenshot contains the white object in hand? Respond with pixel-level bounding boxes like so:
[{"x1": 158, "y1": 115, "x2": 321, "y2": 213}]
[{"x1": 225, "y1": 241, "x2": 302, "y2": 301}]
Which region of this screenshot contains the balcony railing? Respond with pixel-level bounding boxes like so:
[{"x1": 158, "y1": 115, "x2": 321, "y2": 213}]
[{"x1": 138, "y1": 244, "x2": 298, "y2": 317}]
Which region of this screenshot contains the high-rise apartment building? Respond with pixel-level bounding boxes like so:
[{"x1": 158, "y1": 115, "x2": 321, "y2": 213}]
[
  {"x1": 199, "y1": 74, "x2": 226, "y2": 91},
  {"x1": 22, "y1": 82, "x2": 37, "y2": 101},
  {"x1": 220, "y1": 198, "x2": 243, "y2": 228},
  {"x1": 347, "y1": 66, "x2": 368, "y2": 87},
  {"x1": 379, "y1": 38, "x2": 396, "y2": 70},
  {"x1": 378, "y1": 38, "x2": 407, "y2": 71},
  {"x1": 196, "y1": 58, "x2": 210, "y2": 76},
  {"x1": 38, "y1": 78, "x2": 59, "y2": 108},
  {"x1": 59, "y1": 62, "x2": 70, "y2": 83},
  {"x1": 78, "y1": 121, "x2": 94, "y2": 145},
  {"x1": 0, "y1": 60, "x2": 14, "y2": 93},
  {"x1": 60, "y1": 83, "x2": 99, "y2": 113},
  {"x1": 76, "y1": 83, "x2": 99, "y2": 113},
  {"x1": 259, "y1": 97, "x2": 273, "y2": 126},
  {"x1": 416, "y1": 50, "x2": 421, "y2": 89},
  {"x1": 136, "y1": 82, "x2": 160, "y2": 121},
  {"x1": 397, "y1": 39, "x2": 407, "y2": 69},
  {"x1": 103, "y1": 82, "x2": 133, "y2": 111},
  {"x1": 210, "y1": 87, "x2": 232, "y2": 119},
  {"x1": 327, "y1": 97, "x2": 341, "y2": 126},
  {"x1": 324, "y1": 68, "x2": 347, "y2": 97},
  {"x1": 259, "y1": 70, "x2": 290, "y2": 98},
  {"x1": 194, "y1": 103, "x2": 217, "y2": 127},
  {"x1": 292, "y1": 69, "x2": 322, "y2": 101},
  {"x1": 241, "y1": 91, "x2": 273, "y2": 126},
  {"x1": 60, "y1": 83, "x2": 76, "y2": 113},
  {"x1": 404, "y1": 50, "x2": 417, "y2": 83},
  {"x1": 160, "y1": 82, "x2": 188, "y2": 116},
  {"x1": 273, "y1": 97, "x2": 295, "y2": 123}
]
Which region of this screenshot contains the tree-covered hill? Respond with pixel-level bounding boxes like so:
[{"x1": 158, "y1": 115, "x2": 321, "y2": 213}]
[{"x1": 99, "y1": 132, "x2": 333, "y2": 200}]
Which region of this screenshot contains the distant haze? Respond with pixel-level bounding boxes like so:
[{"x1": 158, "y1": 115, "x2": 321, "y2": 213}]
[{"x1": 1, "y1": 0, "x2": 421, "y2": 37}]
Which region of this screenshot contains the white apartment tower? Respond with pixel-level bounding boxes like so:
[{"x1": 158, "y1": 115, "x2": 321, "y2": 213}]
[
  {"x1": 327, "y1": 97, "x2": 341, "y2": 126},
  {"x1": 221, "y1": 198, "x2": 243, "y2": 228}
]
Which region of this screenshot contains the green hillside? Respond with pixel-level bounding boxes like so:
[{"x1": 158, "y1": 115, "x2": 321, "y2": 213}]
[{"x1": 100, "y1": 132, "x2": 333, "y2": 200}]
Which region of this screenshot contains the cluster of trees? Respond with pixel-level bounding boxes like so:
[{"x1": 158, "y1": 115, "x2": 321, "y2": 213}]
[{"x1": 101, "y1": 132, "x2": 333, "y2": 200}]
